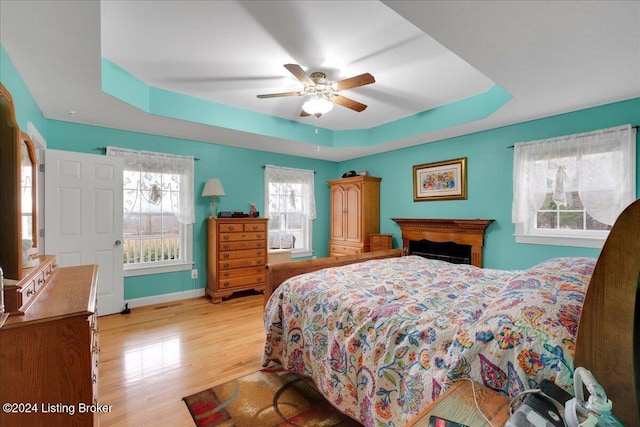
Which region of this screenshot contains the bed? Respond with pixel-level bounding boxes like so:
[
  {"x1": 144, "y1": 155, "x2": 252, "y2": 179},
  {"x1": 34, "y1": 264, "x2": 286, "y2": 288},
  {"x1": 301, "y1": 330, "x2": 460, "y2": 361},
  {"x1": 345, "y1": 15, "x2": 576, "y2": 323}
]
[{"x1": 262, "y1": 199, "x2": 640, "y2": 427}]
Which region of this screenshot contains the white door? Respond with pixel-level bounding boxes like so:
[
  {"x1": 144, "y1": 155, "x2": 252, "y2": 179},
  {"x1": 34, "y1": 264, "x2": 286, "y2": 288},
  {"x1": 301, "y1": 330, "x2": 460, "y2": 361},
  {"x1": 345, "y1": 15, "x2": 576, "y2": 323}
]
[{"x1": 45, "y1": 149, "x2": 124, "y2": 315}]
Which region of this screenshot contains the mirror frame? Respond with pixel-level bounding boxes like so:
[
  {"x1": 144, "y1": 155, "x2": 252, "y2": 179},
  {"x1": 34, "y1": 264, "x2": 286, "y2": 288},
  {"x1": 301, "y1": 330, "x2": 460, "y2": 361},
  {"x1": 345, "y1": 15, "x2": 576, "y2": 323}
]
[{"x1": 0, "y1": 83, "x2": 29, "y2": 279}]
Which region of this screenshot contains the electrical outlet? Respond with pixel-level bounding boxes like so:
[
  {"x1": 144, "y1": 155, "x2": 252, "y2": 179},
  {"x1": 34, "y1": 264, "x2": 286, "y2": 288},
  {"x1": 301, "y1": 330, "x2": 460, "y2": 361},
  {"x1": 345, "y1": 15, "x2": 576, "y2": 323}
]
[{"x1": 191, "y1": 269, "x2": 198, "y2": 279}]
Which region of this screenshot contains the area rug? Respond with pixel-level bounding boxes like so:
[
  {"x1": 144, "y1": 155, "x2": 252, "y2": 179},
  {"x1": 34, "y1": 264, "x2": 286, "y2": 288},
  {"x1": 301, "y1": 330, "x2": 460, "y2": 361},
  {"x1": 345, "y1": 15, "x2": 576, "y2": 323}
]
[{"x1": 182, "y1": 365, "x2": 361, "y2": 427}]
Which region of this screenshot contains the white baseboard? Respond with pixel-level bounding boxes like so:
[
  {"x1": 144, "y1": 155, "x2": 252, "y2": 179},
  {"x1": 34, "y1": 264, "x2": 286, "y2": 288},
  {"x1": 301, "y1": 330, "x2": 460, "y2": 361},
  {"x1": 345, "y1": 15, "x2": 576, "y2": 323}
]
[{"x1": 125, "y1": 288, "x2": 206, "y2": 309}]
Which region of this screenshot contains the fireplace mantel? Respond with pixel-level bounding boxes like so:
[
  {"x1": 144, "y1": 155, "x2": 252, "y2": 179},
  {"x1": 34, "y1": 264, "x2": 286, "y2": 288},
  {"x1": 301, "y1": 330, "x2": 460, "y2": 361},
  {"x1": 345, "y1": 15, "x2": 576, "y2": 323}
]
[{"x1": 391, "y1": 218, "x2": 494, "y2": 267}]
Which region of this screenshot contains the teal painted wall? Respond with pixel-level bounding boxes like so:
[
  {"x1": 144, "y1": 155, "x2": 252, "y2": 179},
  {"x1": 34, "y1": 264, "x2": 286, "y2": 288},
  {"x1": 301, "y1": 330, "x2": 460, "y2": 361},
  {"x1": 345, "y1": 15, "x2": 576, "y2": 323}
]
[
  {"x1": 340, "y1": 98, "x2": 640, "y2": 269},
  {"x1": 1, "y1": 46, "x2": 338, "y2": 300},
  {"x1": 44, "y1": 120, "x2": 339, "y2": 299},
  {"x1": 3, "y1": 43, "x2": 639, "y2": 298}
]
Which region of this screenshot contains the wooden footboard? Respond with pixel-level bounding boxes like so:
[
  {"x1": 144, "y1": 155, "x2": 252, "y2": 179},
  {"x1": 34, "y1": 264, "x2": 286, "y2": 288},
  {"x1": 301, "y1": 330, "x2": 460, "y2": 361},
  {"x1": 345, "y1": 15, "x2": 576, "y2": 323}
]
[
  {"x1": 574, "y1": 198, "x2": 640, "y2": 426},
  {"x1": 264, "y1": 249, "x2": 403, "y2": 306}
]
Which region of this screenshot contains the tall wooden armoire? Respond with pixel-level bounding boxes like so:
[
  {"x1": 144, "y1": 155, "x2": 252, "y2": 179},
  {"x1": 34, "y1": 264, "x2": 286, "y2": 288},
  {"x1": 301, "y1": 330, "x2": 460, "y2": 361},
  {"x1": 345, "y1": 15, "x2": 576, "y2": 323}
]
[{"x1": 328, "y1": 175, "x2": 381, "y2": 256}]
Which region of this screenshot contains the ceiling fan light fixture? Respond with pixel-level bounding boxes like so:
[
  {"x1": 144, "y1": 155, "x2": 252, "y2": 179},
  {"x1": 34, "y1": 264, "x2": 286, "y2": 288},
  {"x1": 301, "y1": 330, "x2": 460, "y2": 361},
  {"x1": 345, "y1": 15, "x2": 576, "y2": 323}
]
[
  {"x1": 257, "y1": 64, "x2": 374, "y2": 118},
  {"x1": 302, "y1": 95, "x2": 333, "y2": 118}
]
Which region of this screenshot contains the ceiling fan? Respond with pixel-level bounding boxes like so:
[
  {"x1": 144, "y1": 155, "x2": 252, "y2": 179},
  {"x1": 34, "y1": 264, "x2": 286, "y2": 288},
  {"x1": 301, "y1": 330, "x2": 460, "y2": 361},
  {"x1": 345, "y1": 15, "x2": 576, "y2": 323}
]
[{"x1": 257, "y1": 64, "x2": 375, "y2": 118}]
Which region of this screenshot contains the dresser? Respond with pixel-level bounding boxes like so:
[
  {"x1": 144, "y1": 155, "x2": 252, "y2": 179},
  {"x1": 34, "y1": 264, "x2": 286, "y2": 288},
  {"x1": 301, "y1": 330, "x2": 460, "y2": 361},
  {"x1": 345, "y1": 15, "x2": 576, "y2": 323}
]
[
  {"x1": 2, "y1": 255, "x2": 57, "y2": 314},
  {"x1": 206, "y1": 218, "x2": 268, "y2": 303},
  {"x1": 328, "y1": 175, "x2": 381, "y2": 256},
  {"x1": 0, "y1": 263, "x2": 99, "y2": 427}
]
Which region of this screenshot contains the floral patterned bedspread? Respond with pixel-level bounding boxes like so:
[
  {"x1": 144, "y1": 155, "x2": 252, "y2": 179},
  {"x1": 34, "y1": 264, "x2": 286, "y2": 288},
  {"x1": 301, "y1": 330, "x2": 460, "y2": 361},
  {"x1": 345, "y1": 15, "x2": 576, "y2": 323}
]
[{"x1": 262, "y1": 256, "x2": 595, "y2": 427}]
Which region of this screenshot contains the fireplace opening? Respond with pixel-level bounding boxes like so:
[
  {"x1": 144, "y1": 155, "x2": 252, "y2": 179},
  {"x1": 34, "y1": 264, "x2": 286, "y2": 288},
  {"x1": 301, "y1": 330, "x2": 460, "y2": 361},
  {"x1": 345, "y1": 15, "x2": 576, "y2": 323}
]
[{"x1": 409, "y1": 239, "x2": 472, "y2": 265}]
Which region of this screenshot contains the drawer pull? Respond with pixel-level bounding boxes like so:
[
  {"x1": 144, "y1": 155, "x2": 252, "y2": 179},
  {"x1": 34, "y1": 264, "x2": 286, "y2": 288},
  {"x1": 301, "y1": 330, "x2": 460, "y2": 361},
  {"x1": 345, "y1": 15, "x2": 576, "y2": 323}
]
[
  {"x1": 223, "y1": 282, "x2": 230, "y2": 288},
  {"x1": 27, "y1": 288, "x2": 35, "y2": 296},
  {"x1": 256, "y1": 251, "x2": 263, "y2": 256},
  {"x1": 223, "y1": 253, "x2": 230, "y2": 259},
  {"x1": 257, "y1": 233, "x2": 263, "y2": 238},
  {"x1": 223, "y1": 272, "x2": 229, "y2": 278},
  {"x1": 223, "y1": 263, "x2": 230, "y2": 268},
  {"x1": 257, "y1": 242, "x2": 263, "y2": 248},
  {"x1": 251, "y1": 225, "x2": 258, "y2": 230},
  {"x1": 229, "y1": 226, "x2": 235, "y2": 231},
  {"x1": 93, "y1": 374, "x2": 97, "y2": 384},
  {"x1": 223, "y1": 235, "x2": 230, "y2": 241},
  {"x1": 222, "y1": 245, "x2": 229, "y2": 250},
  {"x1": 38, "y1": 278, "x2": 45, "y2": 285}
]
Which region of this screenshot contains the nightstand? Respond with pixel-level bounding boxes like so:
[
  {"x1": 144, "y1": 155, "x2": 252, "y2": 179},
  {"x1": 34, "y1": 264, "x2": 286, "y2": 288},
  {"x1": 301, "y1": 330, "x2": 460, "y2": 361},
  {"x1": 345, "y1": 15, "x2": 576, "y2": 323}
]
[
  {"x1": 370, "y1": 234, "x2": 393, "y2": 251},
  {"x1": 406, "y1": 380, "x2": 510, "y2": 427}
]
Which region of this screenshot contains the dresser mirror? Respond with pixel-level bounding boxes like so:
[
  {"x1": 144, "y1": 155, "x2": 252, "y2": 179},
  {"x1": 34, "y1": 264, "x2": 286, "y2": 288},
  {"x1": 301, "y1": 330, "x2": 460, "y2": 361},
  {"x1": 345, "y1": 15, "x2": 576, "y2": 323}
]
[
  {"x1": 0, "y1": 83, "x2": 38, "y2": 279},
  {"x1": 21, "y1": 132, "x2": 38, "y2": 253}
]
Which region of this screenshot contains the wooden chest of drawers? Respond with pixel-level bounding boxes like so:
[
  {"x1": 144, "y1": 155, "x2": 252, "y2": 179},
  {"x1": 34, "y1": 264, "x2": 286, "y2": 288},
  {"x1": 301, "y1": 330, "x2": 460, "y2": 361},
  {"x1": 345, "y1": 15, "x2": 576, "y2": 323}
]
[{"x1": 206, "y1": 218, "x2": 268, "y2": 303}]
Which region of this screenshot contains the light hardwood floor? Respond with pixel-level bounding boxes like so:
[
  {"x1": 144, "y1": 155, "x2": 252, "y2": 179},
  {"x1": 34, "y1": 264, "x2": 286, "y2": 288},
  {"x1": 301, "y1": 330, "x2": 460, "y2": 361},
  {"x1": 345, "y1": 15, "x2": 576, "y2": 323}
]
[{"x1": 97, "y1": 293, "x2": 266, "y2": 426}]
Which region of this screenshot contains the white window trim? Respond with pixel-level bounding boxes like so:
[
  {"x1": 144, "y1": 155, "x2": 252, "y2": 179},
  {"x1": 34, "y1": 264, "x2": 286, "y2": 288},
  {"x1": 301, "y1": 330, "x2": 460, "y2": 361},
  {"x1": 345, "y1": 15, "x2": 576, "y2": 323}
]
[
  {"x1": 291, "y1": 224, "x2": 313, "y2": 259},
  {"x1": 124, "y1": 223, "x2": 193, "y2": 276},
  {"x1": 512, "y1": 125, "x2": 635, "y2": 247},
  {"x1": 107, "y1": 147, "x2": 195, "y2": 276},
  {"x1": 514, "y1": 223, "x2": 606, "y2": 248},
  {"x1": 288, "y1": 213, "x2": 313, "y2": 258},
  {"x1": 264, "y1": 164, "x2": 316, "y2": 257}
]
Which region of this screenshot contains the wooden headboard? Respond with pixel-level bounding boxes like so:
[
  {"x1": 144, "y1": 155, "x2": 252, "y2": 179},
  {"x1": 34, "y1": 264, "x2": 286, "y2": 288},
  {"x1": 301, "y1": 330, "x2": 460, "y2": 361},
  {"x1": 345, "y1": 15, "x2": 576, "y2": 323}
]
[
  {"x1": 574, "y1": 198, "x2": 639, "y2": 426},
  {"x1": 264, "y1": 249, "x2": 403, "y2": 306}
]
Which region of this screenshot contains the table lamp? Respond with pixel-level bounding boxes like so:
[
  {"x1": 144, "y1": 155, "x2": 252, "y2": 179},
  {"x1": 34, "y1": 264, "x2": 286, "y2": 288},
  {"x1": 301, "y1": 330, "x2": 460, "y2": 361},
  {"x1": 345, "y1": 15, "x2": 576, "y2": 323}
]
[{"x1": 202, "y1": 178, "x2": 226, "y2": 217}]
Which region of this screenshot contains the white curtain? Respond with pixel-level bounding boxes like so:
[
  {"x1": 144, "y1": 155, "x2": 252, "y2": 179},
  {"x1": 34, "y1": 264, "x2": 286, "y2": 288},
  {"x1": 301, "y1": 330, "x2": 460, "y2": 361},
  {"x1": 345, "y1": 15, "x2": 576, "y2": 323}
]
[
  {"x1": 107, "y1": 147, "x2": 195, "y2": 224},
  {"x1": 512, "y1": 125, "x2": 636, "y2": 226},
  {"x1": 264, "y1": 165, "x2": 316, "y2": 220}
]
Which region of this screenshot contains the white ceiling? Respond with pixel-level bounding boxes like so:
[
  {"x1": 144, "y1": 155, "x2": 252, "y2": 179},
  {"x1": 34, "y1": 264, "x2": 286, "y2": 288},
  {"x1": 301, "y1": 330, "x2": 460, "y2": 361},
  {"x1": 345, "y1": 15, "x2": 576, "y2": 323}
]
[{"x1": 1, "y1": 0, "x2": 639, "y2": 161}]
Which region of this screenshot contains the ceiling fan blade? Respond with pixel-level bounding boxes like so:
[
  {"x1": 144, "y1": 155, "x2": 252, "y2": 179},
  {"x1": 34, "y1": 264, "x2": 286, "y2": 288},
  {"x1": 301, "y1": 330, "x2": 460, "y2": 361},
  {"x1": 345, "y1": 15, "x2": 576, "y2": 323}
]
[
  {"x1": 332, "y1": 94, "x2": 367, "y2": 112},
  {"x1": 284, "y1": 64, "x2": 315, "y2": 86},
  {"x1": 300, "y1": 110, "x2": 311, "y2": 117},
  {"x1": 257, "y1": 91, "x2": 302, "y2": 98},
  {"x1": 335, "y1": 73, "x2": 375, "y2": 91}
]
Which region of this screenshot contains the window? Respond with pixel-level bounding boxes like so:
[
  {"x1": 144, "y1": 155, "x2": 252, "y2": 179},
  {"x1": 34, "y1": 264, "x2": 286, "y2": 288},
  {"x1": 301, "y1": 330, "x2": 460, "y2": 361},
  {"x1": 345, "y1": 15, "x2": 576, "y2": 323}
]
[
  {"x1": 512, "y1": 125, "x2": 636, "y2": 248},
  {"x1": 264, "y1": 165, "x2": 316, "y2": 257},
  {"x1": 107, "y1": 147, "x2": 195, "y2": 275}
]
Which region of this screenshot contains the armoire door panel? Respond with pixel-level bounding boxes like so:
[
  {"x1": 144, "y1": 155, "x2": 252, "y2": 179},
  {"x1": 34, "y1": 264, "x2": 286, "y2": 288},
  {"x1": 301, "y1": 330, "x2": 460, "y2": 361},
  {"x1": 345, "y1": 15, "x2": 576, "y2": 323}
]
[{"x1": 345, "y1": 184, "x2": 362, "y2": 242}]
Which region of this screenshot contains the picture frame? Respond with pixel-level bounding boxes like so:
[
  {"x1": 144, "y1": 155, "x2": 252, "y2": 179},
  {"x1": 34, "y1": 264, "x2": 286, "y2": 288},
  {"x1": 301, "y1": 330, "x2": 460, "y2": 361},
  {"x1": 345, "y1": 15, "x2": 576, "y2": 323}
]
[{"x1": 413, "y1": 157, "x2": 467, "y2": 201}]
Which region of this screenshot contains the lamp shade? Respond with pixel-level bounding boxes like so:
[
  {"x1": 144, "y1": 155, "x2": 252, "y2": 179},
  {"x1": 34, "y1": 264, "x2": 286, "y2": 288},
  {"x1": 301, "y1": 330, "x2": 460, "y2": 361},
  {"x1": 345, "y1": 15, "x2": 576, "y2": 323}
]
[
  {"x1": 302, "y1": 95, "x2": 333, "y2": 117},
  {"x1": 202, "y1": 178, "x2": 226, "y2": 197}
]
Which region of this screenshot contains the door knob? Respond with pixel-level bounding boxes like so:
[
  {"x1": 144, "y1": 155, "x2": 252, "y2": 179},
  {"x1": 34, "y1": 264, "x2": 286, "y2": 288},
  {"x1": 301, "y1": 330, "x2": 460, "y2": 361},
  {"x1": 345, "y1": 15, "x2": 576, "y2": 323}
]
[{"x1": 115, "y1": 240, "x2": 122, "y2": 246}]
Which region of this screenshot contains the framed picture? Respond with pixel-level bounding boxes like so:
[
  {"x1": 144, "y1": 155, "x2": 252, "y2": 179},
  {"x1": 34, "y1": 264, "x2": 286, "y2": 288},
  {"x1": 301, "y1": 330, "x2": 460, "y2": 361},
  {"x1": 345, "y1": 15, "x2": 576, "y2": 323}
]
[{"x1": 413, "y1": 157, "x2": 467, "y2": 201}]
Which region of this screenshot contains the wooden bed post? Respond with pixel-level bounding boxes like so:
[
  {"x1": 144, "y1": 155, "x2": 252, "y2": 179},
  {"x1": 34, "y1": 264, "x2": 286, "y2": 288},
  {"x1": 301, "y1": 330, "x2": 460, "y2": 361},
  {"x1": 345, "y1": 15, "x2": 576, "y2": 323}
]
[{"x1": 574, "y1": 199, "x2": 640, "y2": 426}]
